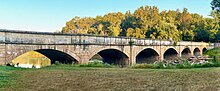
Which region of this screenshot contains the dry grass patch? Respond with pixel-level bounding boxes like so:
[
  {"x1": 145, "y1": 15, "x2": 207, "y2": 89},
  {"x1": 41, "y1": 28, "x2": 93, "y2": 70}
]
[{"x1": 2, "y1": 66, "x2": 220, "y2": 91}]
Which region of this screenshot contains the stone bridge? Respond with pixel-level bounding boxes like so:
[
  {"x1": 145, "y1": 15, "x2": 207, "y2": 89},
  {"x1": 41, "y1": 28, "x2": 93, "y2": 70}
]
[{"x1": 0, "y1": 29, "x2": 214, "y2": 66}]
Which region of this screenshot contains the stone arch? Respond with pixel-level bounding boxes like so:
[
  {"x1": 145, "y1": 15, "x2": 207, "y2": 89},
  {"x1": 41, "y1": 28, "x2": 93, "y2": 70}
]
[
  {"x1": 5, "y1": 45, "x2": 81, "y2": 65},
  {"x1": 163, "y1": 48, "x2": 178, "y2": 60},
  {"x1": 181, "y1": 47, "x2": 192, "y2": 58},
  {"x1": 11, "y1": 49, "x2": 79, "y2": 68},
  {"x1": 202, "y1": 47, "x2": 208, "y2": 54},
  {"x1": 34, "y1": 49, "x2": 78, "y2": 64},
  {"x1": 136, "y1": 48, "x2": 159, "y2": 64},
  {"x1": 193, "y1": 48, "x2": 201, "y2": 56},
  {"x1": 89, "y1": 48, "x2": 129, "y2": 66}
]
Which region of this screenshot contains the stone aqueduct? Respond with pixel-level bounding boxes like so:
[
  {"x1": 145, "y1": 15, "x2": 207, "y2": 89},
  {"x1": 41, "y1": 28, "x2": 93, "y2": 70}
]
[{"x1": 0, "y1": 29, "x2": 214, "y2": 66}]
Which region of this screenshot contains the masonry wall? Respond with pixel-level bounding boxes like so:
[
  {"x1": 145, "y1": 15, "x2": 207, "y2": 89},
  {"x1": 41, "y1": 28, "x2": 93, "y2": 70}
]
[{"x1": 0, "y1": 29, "x2": 214, "y2": 65}]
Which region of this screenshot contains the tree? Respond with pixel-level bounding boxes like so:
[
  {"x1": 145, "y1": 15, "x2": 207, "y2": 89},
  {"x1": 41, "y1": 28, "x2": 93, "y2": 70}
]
[
  {"x1": 148, "y1": 21, "x2": 180, "y2": 41},
  {"x1": 61, "y1": 5, "x2": 218, "y2": 43},
  {"x1": 211, "y1": 0, "x2": 220, "y2": 22},
  {"x1": 102, "y1": 12, "x2": 125, "y2": 36},
  {"x1": 135, "y1": 28, "x2": 145, "y2": 38},
  {"x1": 211, "y1": 0, "x2": 220, "y2": 13},
  {"x1": 62, "y1": 16, "x2": 95, "y2": 34},
  {"x1": 126, "y1": 28, "x2": 135, "y2": 37},
  {"x1": 178, "y1": 8, "x2": 194, "y2": 41},
  {"x1": 121, "y1": 11, "x2": 137, "y2": 36},
  {"x1": 62, "y1": 17, "x2": 78, "y2": 33},
  {"x1": 206, "y1": 18, "x2": 219, "y2": 42}
]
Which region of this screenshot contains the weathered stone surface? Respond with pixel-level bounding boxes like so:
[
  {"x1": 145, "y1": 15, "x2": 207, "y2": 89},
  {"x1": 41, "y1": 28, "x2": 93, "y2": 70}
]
[{"x1": 0, "y1": 29, "x2": 214, "y2": 66}]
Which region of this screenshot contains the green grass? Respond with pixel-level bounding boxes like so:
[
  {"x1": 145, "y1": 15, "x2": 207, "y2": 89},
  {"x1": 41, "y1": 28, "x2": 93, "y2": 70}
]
[
  {"x1": 78, "y1": 61, "x2": 116, "y2": 68},
  {"x1": 2, "y1": 65, "x2": 220, "y2": 90},
  {"x1": 0, "y1": 66, "x2": 24, "y2": 90},
  {"x1": 132, "y1": 61, "x2": 220, "y2": 69},
  {"x1": 204, "y1": 47, "x2": 220, "y2": 61}
]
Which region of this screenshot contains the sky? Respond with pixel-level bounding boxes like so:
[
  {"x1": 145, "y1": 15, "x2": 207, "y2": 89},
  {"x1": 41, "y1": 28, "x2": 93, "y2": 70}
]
[{"x1": 0, "y1": 0, "x2": 213, "y2": 32}]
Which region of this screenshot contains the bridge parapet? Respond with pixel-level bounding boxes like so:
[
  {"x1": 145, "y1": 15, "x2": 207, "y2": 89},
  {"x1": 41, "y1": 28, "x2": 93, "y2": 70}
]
[
  {"x1": 0, "y1": 29, "x2": 211, "y2": 47},
  {"x1": 178, "y1": 41, "x2": 211, "y2": 46}
]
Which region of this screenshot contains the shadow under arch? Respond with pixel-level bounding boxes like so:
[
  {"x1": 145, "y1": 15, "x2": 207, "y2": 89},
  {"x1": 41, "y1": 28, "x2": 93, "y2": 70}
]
[
  {"x1": 202, "y1": 48, "x2": 208, "y2": 54},
  {"x1": 181, "y1": 48, "x2": 192, "y2": 58},
  {"x1": 193, "y1": 48, "x2": 201, "y2": 56},
  {"x1": 136, "y1": 48, "x2": 159, "y2": 64},
  {"x1": 90, "y1": 49, "x2": 129, "y2": 66},
  {"x1": 164, "y1": 48, "x2": 178, "y2": 60},
  {"x1": 34, "y1": 49, "x2": 78, "y2": 64}
]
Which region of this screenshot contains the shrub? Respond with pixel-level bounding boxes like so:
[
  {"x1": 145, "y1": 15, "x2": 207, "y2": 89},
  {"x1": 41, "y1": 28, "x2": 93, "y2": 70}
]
[
  {"x1": 183, "y1": 60, "x2": 191, "y2": 68},
  {"x1": 55, "y1": 61, "x2": 60, "y2": 65},
  {"x1": 191, "y1": 62, "x2": 220, "y2": 68},
  {"x1": 202, "y1": 63, "x2": 214, "y2": 67},
  {"x1": 132, "y1": 64, "x2": 158, "y2": 69},
  {"x1": 165, "y1": 64, "x2": 175, "y2": 69},
  {"x1": 79, "y1": 61, "x2": 115, "y2": 68},
  {"x1": 103, "y1": 63, "x2": 114, "y2": 68},
  {"x1": 132, "y1": 61, "x2": 220, "y2": 69},
  {"x1": 212, "y1": 62, "x2": 220, "y2": 67},
  {"x1": 156, "y1": 62, "x2": 165, "y2": 69},
  {"x1": 176, "y1": 64, "x2": 185, "y2": 69},
  {"x1": 191, "y1": 64, "x2": 202, "y2": 68}
]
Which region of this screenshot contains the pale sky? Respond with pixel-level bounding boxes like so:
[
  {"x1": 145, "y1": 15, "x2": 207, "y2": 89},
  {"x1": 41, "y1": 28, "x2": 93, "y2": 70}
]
[{"x1": 0, "y1": 0, "x2": 213, "y2": 32}]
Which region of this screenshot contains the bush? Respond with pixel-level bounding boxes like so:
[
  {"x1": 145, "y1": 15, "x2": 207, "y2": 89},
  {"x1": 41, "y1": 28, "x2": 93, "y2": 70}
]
[
  {"x1": 164, "y1": 64, "x2": 175, "y2": 69},
  {"x1": 204, "y1": 47, "x2": 220, "y2": 61},
  {"x1": 176, "y1": 64, "x2": 185, "y2": 69},
  {"x1": 202, "y1": 63, "x2": 213, "y2": 67},
  {"x1": 212, "y1": 62, "x2": 220, "y2": 67},
  {"x1": 191, "y1": 62, "x2": 220, "y2": 68},
  {"x1": 55, "y1": 61, "x2": 61, "y2": 65},
  {"x1": 132, "y1": 60, "x2": 220, "y2": 69},
  {"x1": 191, "y1": 64, "x2": 202, "y2": 68},
  {"x1": 175, "y1": 62, "x2": 191, "y2": 69},
  {"x1": 79, "y1": 61, "x2": 115, "y2": 68},
  {"x1": 132, "y1": 64, "x2": 158, "y2": 69},
  {"x1": 156, "y1": 62, "x2": 165, "y2": 69}
]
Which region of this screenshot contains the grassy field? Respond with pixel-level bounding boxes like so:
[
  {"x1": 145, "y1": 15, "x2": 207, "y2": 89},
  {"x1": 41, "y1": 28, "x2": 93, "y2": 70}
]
[{"x1": 1, "y1": 65, "x2": 220, "y2": 91}]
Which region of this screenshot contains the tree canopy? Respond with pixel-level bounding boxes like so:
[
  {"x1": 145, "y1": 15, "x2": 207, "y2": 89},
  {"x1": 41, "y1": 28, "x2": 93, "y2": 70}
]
[{"x1": 62, "y1": 5, "x2": 220, "y2": 42}]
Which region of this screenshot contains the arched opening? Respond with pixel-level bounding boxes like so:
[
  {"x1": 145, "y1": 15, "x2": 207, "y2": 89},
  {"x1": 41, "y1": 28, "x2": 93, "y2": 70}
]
[
  {"x1": 35, "y1": 49, "x2": 78, "y2": 64},
  {"x1": 90, "y1": 49, "x2": 129, "y2": 66},
  {"x1": 12, "y1": 49, "x2": 78, "y2": 68},
  {"x1": 181, "y1": 48, "x2": 191, "y2": 58},
  {"x1": 136, "y1": 48, "x2": 159, "y2": 64},
  {"x1": 193, "y1": 48, "x2": 201, "y2": 56},
  {"x1": 202, "y1": 48, "x2": 208, "y2": 54},
  {"x1": 164, "y1": 48, "x2": 178, "y2": 60}
]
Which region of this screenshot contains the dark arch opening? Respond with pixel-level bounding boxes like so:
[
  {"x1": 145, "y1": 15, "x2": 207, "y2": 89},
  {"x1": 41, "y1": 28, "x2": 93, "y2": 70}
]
[
  {"x1": 35, "y1": 49, "x2": 78, "y2": 64},
  {"x1": 164, "y1": 48, "x2": 178, "y2": 60},
  {"x1": 181, "y1": 48, "x2": 191, "y2": 58},
  {"x1": 90, "y1": 49, "x2": 129, "y2": 66},
  {"x1": 193, "y1": 48, "x2": 201, "y2": 56},
  {"x1": 202, "y1": 48, "x2": 208, "y2": 54},
  {"x1": 136, "y1": 48, "x2": 159, "y2": 64}
]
